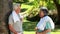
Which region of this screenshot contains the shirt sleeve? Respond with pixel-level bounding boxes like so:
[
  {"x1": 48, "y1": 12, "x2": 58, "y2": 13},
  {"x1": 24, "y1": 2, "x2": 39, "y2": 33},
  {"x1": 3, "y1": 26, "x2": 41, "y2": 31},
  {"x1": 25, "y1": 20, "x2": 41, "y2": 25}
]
[
  {"x1": 45, "y1": 16, "x2": 55, "y2": 30},
  {"x1": 49, "y1": 18, "x2": 55, "y2": 29},
  {"x1": 20, "y1": 14, "x2": 23, "y2": 19},
  {"x1": 45, "y1": 21, "x2": 51, "y2": 30},
  {"x1": 9, "y1": 15, "x2": 13, "y2": 25}
]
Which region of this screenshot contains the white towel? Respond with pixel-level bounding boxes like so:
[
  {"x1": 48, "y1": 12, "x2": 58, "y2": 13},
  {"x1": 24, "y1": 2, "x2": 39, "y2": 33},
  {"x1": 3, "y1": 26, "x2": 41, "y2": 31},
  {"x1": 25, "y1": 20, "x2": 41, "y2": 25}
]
[
  {"x1": 12, "y1": 10, "x2": 20, "y2": 23},
  {"x1": 37, "y1": 18, "x2": 46, "y2": 30},
  {"x1": 37, "y1": 16, "x2": 55, "y2": 30}
]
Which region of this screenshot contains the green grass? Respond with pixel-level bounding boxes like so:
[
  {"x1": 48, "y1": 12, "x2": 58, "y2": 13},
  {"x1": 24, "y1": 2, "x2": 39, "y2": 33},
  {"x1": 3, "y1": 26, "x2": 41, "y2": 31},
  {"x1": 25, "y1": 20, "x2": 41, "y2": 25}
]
[
  {"x1": 23, "y1": 19, "x2": 60, "y2": 34},
  {"x1": 24, "y1": 31, "x2": 60, "y2": 34}
]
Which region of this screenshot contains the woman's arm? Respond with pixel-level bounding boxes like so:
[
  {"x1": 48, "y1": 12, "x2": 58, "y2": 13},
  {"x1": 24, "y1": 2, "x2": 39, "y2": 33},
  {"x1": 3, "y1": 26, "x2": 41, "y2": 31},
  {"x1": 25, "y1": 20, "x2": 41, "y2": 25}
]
[
  {"x1": 38, "y1": 29, "x2": 51, "y2": 34},
  {"x1": 42, "y1": 29, "x2": 51, "y2": 34}
]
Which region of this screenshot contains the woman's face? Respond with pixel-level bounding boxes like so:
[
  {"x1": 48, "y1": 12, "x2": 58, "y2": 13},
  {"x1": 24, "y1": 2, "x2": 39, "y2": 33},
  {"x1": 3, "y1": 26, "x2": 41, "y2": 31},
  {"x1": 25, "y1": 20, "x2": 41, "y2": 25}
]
[{"x1": 39, "y1": 10, "x2": 44, "y2": 18}]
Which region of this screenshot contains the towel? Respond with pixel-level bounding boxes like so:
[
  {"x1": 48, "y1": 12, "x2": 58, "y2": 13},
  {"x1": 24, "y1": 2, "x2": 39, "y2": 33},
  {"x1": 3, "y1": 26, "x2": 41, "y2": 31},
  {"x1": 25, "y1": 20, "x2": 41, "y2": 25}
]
[
  {"x1": 37, "y1": 17, "x2": 46, "y2": 30},
  {"x1": 37, "y1": 16, "x2": 55, "y2": 30},
  {"x1": 12, "y1": 10, "x2": 20, "y2": 23}
]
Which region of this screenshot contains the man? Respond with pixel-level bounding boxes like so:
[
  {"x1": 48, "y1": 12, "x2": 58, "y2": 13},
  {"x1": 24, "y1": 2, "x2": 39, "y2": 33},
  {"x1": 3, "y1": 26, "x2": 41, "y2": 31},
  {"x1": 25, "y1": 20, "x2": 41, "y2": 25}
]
[{"x1": 8, "y1": 3, "x2": 23, "y2": 34}]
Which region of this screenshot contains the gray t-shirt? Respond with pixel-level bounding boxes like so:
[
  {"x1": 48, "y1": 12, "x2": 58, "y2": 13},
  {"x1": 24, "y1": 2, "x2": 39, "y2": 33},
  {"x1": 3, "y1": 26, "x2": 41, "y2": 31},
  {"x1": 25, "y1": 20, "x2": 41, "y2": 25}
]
[{"x1": 9, "y1": 14, "x2": 23, "y2": 34}]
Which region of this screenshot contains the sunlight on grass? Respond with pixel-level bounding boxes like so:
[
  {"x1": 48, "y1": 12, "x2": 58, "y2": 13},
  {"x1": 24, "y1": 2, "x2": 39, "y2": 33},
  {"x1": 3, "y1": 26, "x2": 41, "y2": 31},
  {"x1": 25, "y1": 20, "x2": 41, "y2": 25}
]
[
  {"x1": 23, "y1": 19, "x2": 60, "y2": 34},
  {"x1": 24, "y1": 31, "x2": 35, "y2": 34},
  {"x1": 51, "y1": 32, "x2": 60, "y2": 34},
  {"x1": 24, "y1": 31, "x2": 60, "y2": 34}
]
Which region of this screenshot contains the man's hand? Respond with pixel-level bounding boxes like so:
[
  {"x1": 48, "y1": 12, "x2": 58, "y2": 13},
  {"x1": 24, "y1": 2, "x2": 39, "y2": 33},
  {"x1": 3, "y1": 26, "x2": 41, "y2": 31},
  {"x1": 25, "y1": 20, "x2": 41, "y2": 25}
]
[
  {"x1": 9, "y1": 24, "x2": 18, "y2": 34},
  {"x1": 14, "y1": 32, "x2": 18, "y2": 34},
  {"x1": 17, "y1": 33, "x2": 22, "y2": 34},
  {"x1": 20, "y1": 18, "x2": 23, "y2": 21}
]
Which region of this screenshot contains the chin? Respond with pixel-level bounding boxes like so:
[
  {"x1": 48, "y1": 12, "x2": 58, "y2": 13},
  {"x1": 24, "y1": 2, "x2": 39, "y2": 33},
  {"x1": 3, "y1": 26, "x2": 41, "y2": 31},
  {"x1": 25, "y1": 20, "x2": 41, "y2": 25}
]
[
  {"x1": 40, "y1": 16, "x2": 43, "y2": 18},
  {"x1": 40, "y1": 16, "x2": 42, "y2": 18}
]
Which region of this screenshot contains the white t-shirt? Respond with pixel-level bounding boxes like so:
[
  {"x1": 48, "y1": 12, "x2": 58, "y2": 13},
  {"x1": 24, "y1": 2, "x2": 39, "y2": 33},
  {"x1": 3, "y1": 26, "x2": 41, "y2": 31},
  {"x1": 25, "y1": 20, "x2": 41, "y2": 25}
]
[{"x1": 9, "y1": 14, "x2": 23, "y2": 34}]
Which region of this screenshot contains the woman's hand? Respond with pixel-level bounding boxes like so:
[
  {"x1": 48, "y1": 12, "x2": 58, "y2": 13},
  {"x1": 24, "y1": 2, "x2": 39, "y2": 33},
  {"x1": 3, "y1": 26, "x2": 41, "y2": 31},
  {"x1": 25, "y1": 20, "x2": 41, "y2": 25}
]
[
  {"x1": 35, "y1": 27, "x2": 38, "y2": 30},
  {"x1": 36, "y1": 32, "x2": 46, "y2": 34},
  {"x1": 37, "y1": 29, "x2": 51, "y2": 34},
  {"x1": 37, "y1": 32, "x2": 42, "y2": 34}
]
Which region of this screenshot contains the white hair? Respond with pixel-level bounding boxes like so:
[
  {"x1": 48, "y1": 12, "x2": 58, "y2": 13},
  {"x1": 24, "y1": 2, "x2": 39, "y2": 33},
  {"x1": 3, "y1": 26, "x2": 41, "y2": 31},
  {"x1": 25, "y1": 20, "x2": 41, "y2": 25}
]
[
  {"x1": 40, "y1": 7, "x2": 48, "y2": 10},
  {"x1": 13, "y1": 3, "x2": 20, "y2": 10}
]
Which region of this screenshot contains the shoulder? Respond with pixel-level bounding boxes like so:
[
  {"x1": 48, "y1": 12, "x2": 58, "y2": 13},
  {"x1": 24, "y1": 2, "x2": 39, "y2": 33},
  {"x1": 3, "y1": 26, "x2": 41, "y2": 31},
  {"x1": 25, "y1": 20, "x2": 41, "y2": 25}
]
[
  {"x1": 47, "y1": 16, "x2": 52, "y2": 20},
  {"x1": 9, "y1": 14, "x2": 13, "y2": 19},
  {"x1": 44, "y1": 16, "x2": 52, "y2": 21}
]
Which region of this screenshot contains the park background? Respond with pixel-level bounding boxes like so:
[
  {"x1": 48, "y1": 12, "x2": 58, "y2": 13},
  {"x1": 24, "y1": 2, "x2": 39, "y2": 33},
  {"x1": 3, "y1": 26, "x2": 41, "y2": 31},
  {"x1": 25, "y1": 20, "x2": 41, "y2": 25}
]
[{"x1": 0, "y1": 0, "x2": 60, "y2": 34}]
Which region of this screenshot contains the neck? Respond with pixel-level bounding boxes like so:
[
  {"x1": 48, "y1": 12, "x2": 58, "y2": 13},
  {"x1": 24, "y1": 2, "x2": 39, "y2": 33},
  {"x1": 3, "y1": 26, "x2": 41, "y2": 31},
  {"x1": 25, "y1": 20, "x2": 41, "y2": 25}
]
[
  {"x1": 15, "y1": 10, "x2": 19, "y2": 14},
  {"x1": 16, "y1": 12, "x2": 19, "y2": 14},
  {"x1": 40, "y1": 16, "x2": 43, "y2": 18},
  {"x1": 41, "y1": 16, "x2": 46, "y2": 18}
]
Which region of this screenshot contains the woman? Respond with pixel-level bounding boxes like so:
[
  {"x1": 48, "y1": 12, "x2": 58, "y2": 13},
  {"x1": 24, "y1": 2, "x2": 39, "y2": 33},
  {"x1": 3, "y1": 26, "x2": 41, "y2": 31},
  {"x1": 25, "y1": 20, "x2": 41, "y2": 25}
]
[{"x1": 35, "y1": 7, "x2": 55, "y2": 34}]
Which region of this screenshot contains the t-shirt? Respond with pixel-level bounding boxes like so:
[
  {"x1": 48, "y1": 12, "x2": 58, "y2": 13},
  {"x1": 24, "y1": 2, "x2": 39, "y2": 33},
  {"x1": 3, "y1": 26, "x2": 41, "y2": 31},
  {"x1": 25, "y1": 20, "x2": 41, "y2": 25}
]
[{"x1": 9, "y1": 14, "x2": 23, "y2": 34}]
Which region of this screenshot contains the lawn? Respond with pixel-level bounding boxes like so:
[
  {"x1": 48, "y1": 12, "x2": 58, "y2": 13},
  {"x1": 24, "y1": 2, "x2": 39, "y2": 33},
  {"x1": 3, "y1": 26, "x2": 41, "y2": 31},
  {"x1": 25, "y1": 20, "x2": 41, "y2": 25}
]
[
  {"x1": 23, "y1": 19, "x2": 60, "y2": 34},
  {"x1": 24, "y1": 31, "x2": 60, "y2": 34}
]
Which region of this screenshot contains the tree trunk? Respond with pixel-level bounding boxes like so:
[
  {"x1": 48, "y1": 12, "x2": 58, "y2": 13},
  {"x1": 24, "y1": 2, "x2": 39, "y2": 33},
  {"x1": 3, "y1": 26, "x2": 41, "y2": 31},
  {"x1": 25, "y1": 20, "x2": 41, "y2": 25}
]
[
  {"x1": 0, "y1": 0, "x2": 12, "y2": 34},
  {"x1": 53, "y1": 0, "x2": 60, "y2": 25},
  {"x1": 56, "y1": 5, "x2": 60, "y2": 25}
]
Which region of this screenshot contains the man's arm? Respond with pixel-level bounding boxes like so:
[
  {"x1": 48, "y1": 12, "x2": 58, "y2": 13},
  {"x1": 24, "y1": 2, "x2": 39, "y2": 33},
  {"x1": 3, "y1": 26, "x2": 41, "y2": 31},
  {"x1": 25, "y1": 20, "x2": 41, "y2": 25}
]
[
  {"x1": 9, "y1": 24, "x2": 18, "y2": 34},
  {"x1": 9, "y1": 15, "x2": 18, "y2": 34}
]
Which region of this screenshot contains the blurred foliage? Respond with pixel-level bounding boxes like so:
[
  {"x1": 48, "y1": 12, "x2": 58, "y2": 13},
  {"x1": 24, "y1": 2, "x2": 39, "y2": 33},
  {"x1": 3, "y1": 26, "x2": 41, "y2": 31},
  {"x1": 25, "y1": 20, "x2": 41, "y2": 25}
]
[
  {"x1": 56, "y1": 0, "x2": 60, "y2": 4},
  {"x1": 13, "y1": 0, "x2": 60, "y2": 31},
  {"x1": 23, "y1": 21, "x2": 37, "y2": 31},
  {"x1": 13, "y1": 0, "x2": 58, "y2": 22},
  {"x1": 46, "y1": 0, "x2": 56, "y2": 10},
  {"x1": 13, "y1": 0, "x2": 56, "y2": 17},
  {"x1": 13, "y1": 0, "x2": 29, "y2": 3}
]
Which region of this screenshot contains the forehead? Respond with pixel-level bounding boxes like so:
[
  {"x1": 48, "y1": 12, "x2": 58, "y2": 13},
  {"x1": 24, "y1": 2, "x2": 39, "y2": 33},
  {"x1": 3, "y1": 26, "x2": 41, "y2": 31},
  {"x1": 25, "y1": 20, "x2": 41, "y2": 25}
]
[
  {"x1": 40, "y1": 10, "x2": 44, "y2": 12},
  {"x1": 13, "y1": 3, "x2": 20, "y2": 7}
]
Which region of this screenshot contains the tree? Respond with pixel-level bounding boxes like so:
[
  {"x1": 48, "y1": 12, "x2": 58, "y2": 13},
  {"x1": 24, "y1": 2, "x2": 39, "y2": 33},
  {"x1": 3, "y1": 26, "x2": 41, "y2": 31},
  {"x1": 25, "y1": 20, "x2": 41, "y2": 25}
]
[
  {"x1": 0, "y1": 0, "x2": 12, "y2": 34},
  {"x1": 53, "y1": 0, "x2": 60, "y2": 25},
  {"x1": 13, "y1": 0, "x2": 29, "y2": 3}
]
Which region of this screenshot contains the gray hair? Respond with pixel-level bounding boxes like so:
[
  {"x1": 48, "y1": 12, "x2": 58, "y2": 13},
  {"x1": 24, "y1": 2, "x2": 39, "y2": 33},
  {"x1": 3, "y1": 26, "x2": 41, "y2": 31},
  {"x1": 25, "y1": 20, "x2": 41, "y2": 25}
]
[
  {"x1": 40, "y1": 7, "x2": 48, "y2": 16},
  {"x1": 13, "y1": 3, "x2": 20, "y2": 10},
  {"x1": 40, "y1": 7, "x2": 48, "y2": 10}
]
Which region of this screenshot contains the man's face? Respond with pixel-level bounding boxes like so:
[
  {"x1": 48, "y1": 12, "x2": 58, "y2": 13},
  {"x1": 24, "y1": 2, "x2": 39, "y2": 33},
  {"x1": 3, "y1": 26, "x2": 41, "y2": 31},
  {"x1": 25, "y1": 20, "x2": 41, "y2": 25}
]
[{"x1": 16, "y1": 6, "x2": 21, "y2": 14}]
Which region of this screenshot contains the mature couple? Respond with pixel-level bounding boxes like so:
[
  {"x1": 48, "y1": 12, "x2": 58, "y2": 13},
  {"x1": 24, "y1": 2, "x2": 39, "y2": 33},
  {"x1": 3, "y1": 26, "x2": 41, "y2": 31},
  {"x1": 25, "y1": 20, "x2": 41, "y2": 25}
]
[{"x1": 8, "y1": 3, "x2": 55, "y2": 34}]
